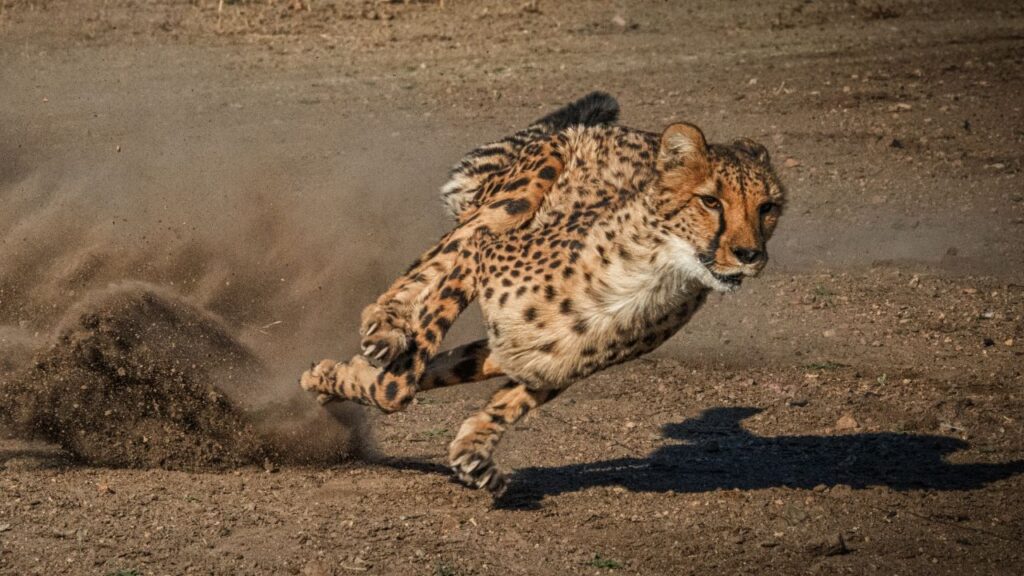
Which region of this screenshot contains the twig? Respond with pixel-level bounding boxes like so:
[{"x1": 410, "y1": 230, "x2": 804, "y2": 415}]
[{"x1": 851, "y1": 501, "x2": 1023, "y2": 544}]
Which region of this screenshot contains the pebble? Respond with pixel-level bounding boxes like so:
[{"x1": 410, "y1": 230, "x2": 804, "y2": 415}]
[
  {"x1": 302, "y1": 560, "x2": 330, "y2": 576},
  {"x1": 810, "y1": 533, "x2": 850, "y2": 556},
  {"x1": 836, "y1": 414, "x2": 859, "y2": 430},
  {"x1": 783, "y1": 503, "x2": 808, "y2": 525}
]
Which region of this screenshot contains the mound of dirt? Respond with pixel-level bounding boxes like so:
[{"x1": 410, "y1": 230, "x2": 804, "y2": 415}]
[{"x1": 0, "y1": 283, "x2": 367, "y2": 470}]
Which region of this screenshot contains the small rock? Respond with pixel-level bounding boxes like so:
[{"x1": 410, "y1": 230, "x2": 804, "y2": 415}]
[
  {"x1": 810, "y1": 533, "x2": 850, "y2": 556},
  {"x1": 836, "y1": 414, "x2": 859, "y2": 431},
  {"x1": 1005, "y1": 338, "x2": 1015, "y2": 347},
  {"x1": 611, "y1": 15, "x2": 628, "y2": 27},
  {"x1": 0, "y1": 523, "x2": 10, "y2": 533},
  {"x1": 784, "y1": 157, "x2": 801, "y2": 168},
  {"x1": 783, "y1": 503, "x2": 809, "y2": 525},
  {"x1": 521, "y1": 0, "x2": 541, "y2": 14},
  {"x1": 440, "y1": 515, "x2": 460, "y2": 535},
  {"x1": 982, "y1": 338, "x2": 995, "y2": 347},
  {"x1": 787, "y1": 397, "x2": 809, "y2": 408},
  {"x1": 302, "y1": 560, "x2": 331, "y2": 576}
]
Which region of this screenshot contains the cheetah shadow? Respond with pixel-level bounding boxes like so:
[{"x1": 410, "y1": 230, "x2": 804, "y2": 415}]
[{"x1": 493, "y1": 406, "x2": 1024, "y2": 509}]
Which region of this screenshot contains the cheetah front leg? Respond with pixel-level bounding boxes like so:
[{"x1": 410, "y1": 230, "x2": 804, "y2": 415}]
[
  {"x1": 449, "y1": 381, "x2": 561, "y2": 494},
  {"x1": 358, "y1": 225, "x2": 471, "y2": 367},
  {"x1": 357, "y1": 136, "x2": 565, "y2": 368}
]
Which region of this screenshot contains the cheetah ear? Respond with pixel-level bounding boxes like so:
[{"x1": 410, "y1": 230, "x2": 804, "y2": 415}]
[
  {"x1": 732, "y1": 138, "x2": 770, "y2": 164},
  {"x1": 658, "y1": 123, "x2": 708, "y2": 171}
]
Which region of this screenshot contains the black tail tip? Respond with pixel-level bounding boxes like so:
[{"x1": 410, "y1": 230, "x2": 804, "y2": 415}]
[{"x1": 536, "y1": 91, "x2": 620, "y2": 131}]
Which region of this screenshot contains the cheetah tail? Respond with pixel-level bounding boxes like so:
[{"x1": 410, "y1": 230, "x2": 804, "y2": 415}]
[{"x1": 532, "y1": 91, "x2": 620, "y2": 132}]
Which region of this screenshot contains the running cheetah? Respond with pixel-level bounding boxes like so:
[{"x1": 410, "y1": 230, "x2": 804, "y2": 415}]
[{"x1": 301, "y1": 92, "x2": 785, "y2": 494}]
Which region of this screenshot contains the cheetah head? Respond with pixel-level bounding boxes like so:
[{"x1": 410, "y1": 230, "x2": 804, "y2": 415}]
[{"x1": 654, "y1": 123, "x2": 785, "y2": 292}]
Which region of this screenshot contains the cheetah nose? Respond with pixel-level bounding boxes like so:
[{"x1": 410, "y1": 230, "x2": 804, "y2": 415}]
[{"x1": 732, "y1": 247, "x2": 764, "y2": 265}]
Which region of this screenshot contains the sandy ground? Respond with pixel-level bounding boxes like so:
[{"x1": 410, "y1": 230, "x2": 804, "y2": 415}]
[{"x1": 1, "y1": 0, "x2": 1023, "y2": 574}]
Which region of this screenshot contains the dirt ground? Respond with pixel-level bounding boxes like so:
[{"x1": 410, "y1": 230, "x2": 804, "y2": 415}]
[{"x1": 1, "y1": 0, "x2": 1023, "y2": 574}]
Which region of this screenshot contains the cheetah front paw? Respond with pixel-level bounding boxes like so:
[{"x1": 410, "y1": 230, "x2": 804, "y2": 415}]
[
  {"x1": 449, "y1": 446, "x2": 508, "y2": 495},
  {"x1": 359, "y1": 304, "x2": 410, "y2": 367}
]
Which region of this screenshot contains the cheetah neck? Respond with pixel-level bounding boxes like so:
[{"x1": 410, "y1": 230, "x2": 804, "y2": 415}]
[{"x1": 589, "y1": 197, "x2": 711, "y2": 325}]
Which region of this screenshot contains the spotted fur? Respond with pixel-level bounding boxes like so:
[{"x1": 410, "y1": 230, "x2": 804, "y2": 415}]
[
  {"x1": 301, "y1": 94, "x2": 784, "y2": 494},
  {"x1": 440, "y1": 91, "x2": 619, "y2": 222}
]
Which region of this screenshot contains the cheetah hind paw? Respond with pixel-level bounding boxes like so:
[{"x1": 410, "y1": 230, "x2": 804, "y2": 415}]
[
  {"x1": 359, "y1": 304, "x2": 411, "y2": 368},
  {"x1": 300, "y1": 359, "x2": 343, "y2": 404}
]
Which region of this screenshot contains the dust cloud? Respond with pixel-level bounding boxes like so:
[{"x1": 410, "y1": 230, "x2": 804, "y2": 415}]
[{"x1": 0, "y1": 99, "x2": 471, "y2": 468}]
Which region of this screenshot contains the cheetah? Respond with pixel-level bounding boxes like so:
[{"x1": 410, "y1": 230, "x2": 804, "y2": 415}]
[{"x1": 300, "y1": 92, "x2": 785, "y2": 494}]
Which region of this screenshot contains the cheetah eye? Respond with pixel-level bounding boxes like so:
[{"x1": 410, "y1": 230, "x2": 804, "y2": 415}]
[
  {"x1": 758, "y1": 202, "x2": 778, "y2": 216},
  {"x1": 698, "y1": 195, "x2": 721, "y2": 210}
]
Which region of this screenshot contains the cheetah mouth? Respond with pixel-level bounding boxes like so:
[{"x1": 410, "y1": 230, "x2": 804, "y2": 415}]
[{"x1": 711, "y1": 271, "x2": 744, "y2": 287}]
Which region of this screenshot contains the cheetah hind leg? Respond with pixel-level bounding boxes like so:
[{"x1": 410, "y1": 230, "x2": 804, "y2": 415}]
[{"x1": 448, "y1": 382, "x2": 560, "y2": 494}]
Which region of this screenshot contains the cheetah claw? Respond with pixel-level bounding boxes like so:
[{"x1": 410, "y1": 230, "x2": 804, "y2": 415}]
[{"x1": 359, "y1": 305, "x2": 410, "y2": 368}]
